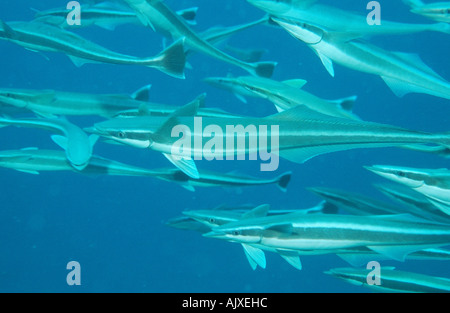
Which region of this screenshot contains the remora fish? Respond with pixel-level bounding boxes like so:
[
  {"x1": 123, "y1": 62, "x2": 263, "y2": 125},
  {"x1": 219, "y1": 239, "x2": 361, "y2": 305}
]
[
  {"x1": 366, "y1": 165, "x2": 450, "y2": 216},
  {"x1": 0, "y1": 20, "x2": 186, "y2": 78},
  {"x1": 172, "y1": 170, "x2": 292, "y2": 192},
  {"x1": 122, "y1": 0, "x2": 276, "y2": 77},
  {"x1": 309, "y1": 186, "x2": 450, "y2": 223},
  {"x1": 167, "y1": 201, "x2": 337, "y2": 234},
  {"x1": 204, "y1": 75, "x2": 359, "y2": 120},
  {"x1": 33, "y1": 1, "x2": 199, "y2": 30},
  {"x1": 185, "y1": 205, "x2": 450, "y2": 269},
  {"x1": 404, "y1": 0, "x2": 450, "y2": 23},
  {"x1": 0, "y1": 148, "x2": 291, "y2": 192},
  {"x1": 86, "y1": 100, "x2": 450, "y2": 179},
  {"x1": 204, "y1": 212, "x2": 450, "y2": 262},
  {"x1": 34, "y1": 2, "x2": 268, "y2": 62},
  {"x1": 325, "y1": 267, "x2": 450, "y2": 293},
  {"x1": 0, "y1": 116, "x2": 98, "y2": 170},
  {"x1": 0, "y1": 147, "x2": 164, "y2": 176},
  {"x1": 374, "y1": 183, "x2": 450, "y2": 224},
  {"x1": 272, "y1": 17, "x2": 450, "y2": 101},
  {"x1": 247, "y1": 0, "x2": 450, "y2": 35},
  {"x1": 184, "y1": 204, "x2": 311, "y2": 270},
  {"x1": 307, "y1": 186, "x2": 411, "y2": 216},
  {"x1": 0, "y1": 85, "x2": 153, "y2": 118},
  {"x1": 0, "y1": 87, "x2": 240, "y2": 119},
  {"x1": 111, "y1": 93, "x2": 243, "y2": 119}
]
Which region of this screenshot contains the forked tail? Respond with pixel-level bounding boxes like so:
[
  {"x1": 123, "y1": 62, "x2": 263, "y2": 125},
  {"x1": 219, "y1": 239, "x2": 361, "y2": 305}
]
[
  {"x1": 250, "y1": 61, "x2": 277, "y2": 78},
  {"x1": 150, "y1": 37, "x2": 186, "y2": 79},
  {"x1": 276, "y1": 171, "x2": 292, "y2": 192}
]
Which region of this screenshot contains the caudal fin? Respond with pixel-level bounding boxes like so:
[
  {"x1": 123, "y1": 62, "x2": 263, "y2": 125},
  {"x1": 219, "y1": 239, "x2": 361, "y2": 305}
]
[
  {"x1": 152, "y1": 38, "x2": 186, "y2": 79},
  {"x1": 276, "y1": 171, "x2": 292, "y2": 192},
  {"x1": 330, "y1": 95, "x2": 360, "y2": 120},
  {"x1": 251, "y1": 61, "x2": 277, "y2": 78}
]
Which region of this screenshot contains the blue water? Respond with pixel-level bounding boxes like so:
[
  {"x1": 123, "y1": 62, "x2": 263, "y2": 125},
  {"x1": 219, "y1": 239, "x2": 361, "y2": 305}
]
[{"x1": 0, "y1": 0, "x2": 449, "y2": 293}]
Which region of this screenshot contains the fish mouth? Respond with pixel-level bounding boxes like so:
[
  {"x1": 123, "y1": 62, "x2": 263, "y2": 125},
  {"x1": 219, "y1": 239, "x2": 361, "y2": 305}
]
[
  {"x1": 202, "y1": 231, "x2": 226, "y2": 239},
  {"x1": 363, "y1": 165, "x2": 393, "y2": 175}
]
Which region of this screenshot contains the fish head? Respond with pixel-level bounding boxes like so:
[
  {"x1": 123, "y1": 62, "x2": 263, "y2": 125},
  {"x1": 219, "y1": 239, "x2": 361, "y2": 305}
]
[
  {"x1": 204, "y1": 224, "x2": 263, "y2": 244},
  {"x1": 0, "y1": 150, "x2": 30, "y2": 164},
  {"x1": 365, "y1": 165, "x2": 427, "y2": 189},
  {"x1": 85, "y1": 117, "x2": 161, "y2": 149},
  {"x1": 203, "y1": 76, "x2": 262, "y2": 99},
  {"x1": 0, "y1": 89, "x2": 35, "y2": 108},
  {"x1": 183, "y1": 210, "x2": 239, "y2": 228},
  {"x1": 271, "y1": 17, "x2": 324, "y2": 45},
  {"x1": 246, "y1": 0, "x2": 294, "y2": 15},
  {"x1": 203, "y1": 76, "x2": 237, "y2": 89},
  {"x1": 323, "y1": 267, "x2": 366, "y2": 286}
]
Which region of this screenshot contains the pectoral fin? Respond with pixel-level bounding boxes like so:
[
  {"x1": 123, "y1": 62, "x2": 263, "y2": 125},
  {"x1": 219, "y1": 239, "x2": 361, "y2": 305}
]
[
  {"x1": 163, "y1": 153, "x2": 199, "y2": 179},
  {"x1": 242, "y1": 247, "x2": 258, "y2": 270},
  {"x1": 276, "y1": 249, "x2": 302, "y2": 270},
  {"x1": 95, "y1": 21, "x2": 117, "y2": 31},
  {"x1": 179, "y1": 183, "x2": 196, "y2": 192},
  {"x1": 51, "y1": 135, "x2": 68, "y2": 150},
  {"x1": 317, "y1": 52, "x2": 335, "y2": 77},
  {"x1": 16, "y1": 169, "x2": 40, "y2": 175},
  {"x1": 242, "y1": 244, "x2": 266, "y2": 269}
]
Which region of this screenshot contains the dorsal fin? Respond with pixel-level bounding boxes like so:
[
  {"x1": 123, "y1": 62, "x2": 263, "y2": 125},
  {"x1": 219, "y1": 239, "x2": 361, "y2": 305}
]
[
  {"x1": 282, "y1": 79, "x2": 307, "y2": 89},
  {"x1": 131, "y1": 84, "x2": 151, "y2": 102},
  {"x1": 0, "y1": 20, "x2": 16, "y2": 38},
  {"x1": 242, "y1": 204, "x2": 270, "y2": 219}
]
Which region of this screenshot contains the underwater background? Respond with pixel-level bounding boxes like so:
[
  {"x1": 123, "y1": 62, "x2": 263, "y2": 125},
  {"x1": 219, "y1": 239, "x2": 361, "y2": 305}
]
[{"x1": 0, "y1": 0, "x2": 449, "y2": 293}]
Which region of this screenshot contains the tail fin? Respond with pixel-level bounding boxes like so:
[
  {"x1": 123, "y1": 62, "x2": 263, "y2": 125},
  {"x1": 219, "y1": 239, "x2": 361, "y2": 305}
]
[
  {"x1": 331, "y1": 95, "x2": 358, "y2": 113},
  {"x1": 252, "y1": 61, "x2": 277, "y2": 78},
  {"x1": 152, "y1": 38, "x2": 186, "y2": 79},
  {"x1": 0, "y1": 19, "x2": 16, "y2": 39},
  {"x1": 330, "y1": 95, "x2": 360, "y2": 120},
  {"x1": 276, "y1": 171, "x2": 292, "y2": 192}
]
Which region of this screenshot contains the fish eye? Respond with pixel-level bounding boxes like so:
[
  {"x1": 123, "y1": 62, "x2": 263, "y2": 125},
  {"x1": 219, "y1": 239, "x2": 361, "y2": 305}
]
[
  {"x1": 396, "y1": 171, "x2": 406, "y2": 177},
  {"x1": 232, "y1": 231, "x2": 240, "y2": 236},
  {"x1": 117, "y1": 131, "x2": 126, "y2": 139},
  {"x1": 208, "y1": 218, "x2": 216, "y2": 223}
]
